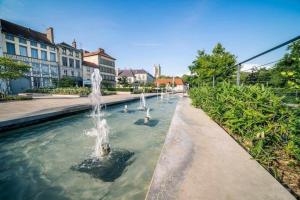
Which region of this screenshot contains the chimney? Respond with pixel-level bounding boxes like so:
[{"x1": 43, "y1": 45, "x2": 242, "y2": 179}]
[
  {"x1": 72, "y1": 39, "x2": 77, "y2": 48},
  {"x1": 98, "y1": 48, "x2": 104, "y2": 53},
  {"x1": 46, "y1": 27, "x2": 54, "y2": 43}
]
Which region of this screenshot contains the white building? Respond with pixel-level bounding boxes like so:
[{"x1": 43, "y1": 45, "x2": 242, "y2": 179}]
[
  {"x1": 82, "y1": 61, "x2": 97, "y2": 86},
  {"x1": 0, "y1": 19, "x2": 59, "y2": 93},
  {"x1": 117, "y1": 69, "x2": 154, "y2": 84},
  {"x1": 83, "y1": 48, "x2": 116, "y2": 87}
]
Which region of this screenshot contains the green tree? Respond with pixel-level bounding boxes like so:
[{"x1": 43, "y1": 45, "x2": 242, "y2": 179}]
[
  {"x1": 0, "y1": 57, "x2": 30, "y2": 95},
  {"x1": 271, "y1": 40, "x2": 300, "y2": 88},
  {"x1": 189, "y1": 43, "x2": 236, "y2": 86},
  {"x1": 58, "y1": 77, "x2": 76, "y2": 87},
  {"x1": 118, "y1": 76, "x2": 129, "y2": 87}
]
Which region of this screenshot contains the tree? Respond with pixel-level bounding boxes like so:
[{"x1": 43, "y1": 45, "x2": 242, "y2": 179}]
[
  {"x1": 189, "y1": 43, "x2": 236, "y2": 86},
  {"x1": 0, "y1": 57, "x2": 30, "y2": 95},
  {"x1": 270, "y1": 40, "x2": 300, "y2": 88},
  {"x1": 118, "y1": 76, "x2": 129, "y2": 87},
  {"x1": 58, "y1": 77, "x2": 76, "y2": 87}
]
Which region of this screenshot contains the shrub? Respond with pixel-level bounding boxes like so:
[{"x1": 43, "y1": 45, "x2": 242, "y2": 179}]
[
  {"x1": 189, "y1": 83, "x2": 300, "y2": 164},
  {"x1": 0, "y1": 95, "x2": 32, "y2": 102}
]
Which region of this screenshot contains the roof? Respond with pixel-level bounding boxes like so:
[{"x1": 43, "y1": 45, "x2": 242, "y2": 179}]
[
  {"x1": 82, "y1": 61, "x2": 99, "y2": 68},
  {"x1": 83, "y1": 48, "x2": 116, "y2": 60},
  {"x1": 0, "y1": 19, "x2": 54, "y2": 45},
  {"x1": 57, "y1": 42, "x2": 80, "y2": 51},
  {"x1": 118, "y1": 69, "x2": 154, "y2": 78},
  {"x1": 155, "y1": 78, "x2": 184, "y2": 85}
]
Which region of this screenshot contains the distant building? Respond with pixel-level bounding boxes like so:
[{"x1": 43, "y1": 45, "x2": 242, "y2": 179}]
[
  {"x1": 83, "y1": 48, "x2": 116, "y2": 87},
  {"x1": 0, "y1": 19, "x2": 59, "y2": 93},
  {"x1": 117, "y1": 69, "x2": 154, "y2": 84},
  {"x1": 155, "y1": 78, "x2": 185, "y2": 92},
  {"x1": 56, "y1": 40, "x2": 83, "y2": 86},
  {"x1": 153, "y1": 64, "x2": 161, "y2": 78}
]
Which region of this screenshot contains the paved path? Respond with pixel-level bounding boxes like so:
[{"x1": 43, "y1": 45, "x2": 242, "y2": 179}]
[
  {"x1": 146, "y1": 97, "x2": 295, "y2": 200},
  {"x1": 0, "y1": 93, "x2": 156, "y2": 131}
]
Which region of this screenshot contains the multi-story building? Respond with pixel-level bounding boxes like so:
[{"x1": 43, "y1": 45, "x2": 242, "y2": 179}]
[
  {"x1": 117, "y1": 69, "x2": 154, "y2": 84},
  {"x1": 0, "y1": 19, "x2": 59, "y2": 93},
  {"x1": 82, "y1": 61, "x2": 98, "y2": 86},
  {"x1": 83, "y1": 48, "x2": 116, "y2": 87},
  {"x1": 56, "y1": 40, "x2": 82, "y2": 86},
  {"x1": 153, "y1": 64, "x2": 161, "y2": 78}
]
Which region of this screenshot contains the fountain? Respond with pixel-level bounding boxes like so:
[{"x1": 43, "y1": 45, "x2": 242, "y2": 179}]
[
  {"x1": 144, "y1": 108, "x2": 151, "y2": 124},
  {"x1": 87, "y1": 68, "x2": 111, "y2": 157},
  {"x1": 138, "y1": 92, "x2": 147, "y2": 110},
  {"x1": 123, "y1": 104, "x2": 128, "y2": 113},
  {"x1": 160, "y1": 90, "x2": 164, "y2": 100}
]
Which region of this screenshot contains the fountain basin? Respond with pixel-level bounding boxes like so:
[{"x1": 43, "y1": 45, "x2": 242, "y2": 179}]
[{"x1": 0, "y1": 96, "x2": 178, "y2": 199}]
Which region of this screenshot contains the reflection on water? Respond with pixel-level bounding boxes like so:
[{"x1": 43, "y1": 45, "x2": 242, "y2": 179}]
[{"x1": 0, "y1": 96, "x2": 178, "y2": 200}]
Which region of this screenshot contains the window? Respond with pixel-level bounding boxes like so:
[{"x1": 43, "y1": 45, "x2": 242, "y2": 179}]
[
  {"x1": 75, "y1": 60, "x2": 80, "y2": 68},
  {"x1": 62, "y1": 57, "x2": 68, "y2": 66},
  {"x1": 31, "y1": 48, "x2": 38, "y2": 58},
  {"x1": 50, "y1": 52, "x2": 56, "y2": 62},
  {"x1": 19, "y1": 45, "x2": 27, "y2": 56},
  {"x1": 6, "y1": 34, "x2": 14, "y2": 41},
  {"x1": 32, "y1": 63, "x2": 40, "y2": 75},
  {"x1": 30, "y1": 41, "x2": 37, "y2": 47},
  {"x1": 100, "y1": 58, "x2": 114, "y2": 67},
  {"x1": 42, "y1": 64, "x2": 49, "y2": 75},
  {"x1": 40, "y1": 43, "x2": 47, "y2": 49},
  {"x1": 50, "y1": 65, "x2": 58, "y2": 76},
  {"x1": 71, "y1": 70, "x2": 74, "y2": 76},
  {"x1": 19, "y1": 38, "x2": 27, "y2": 44},
  {"x1": 63, "y1": 70, "x2": 67, "y2": 75},
  {"x1": 87, "y1": 67, "x2": 90, "y2": 72},
  {"x1": 69, "y1": 58, "x2": 74, "y2": 67},
  {"x1": 49, "y1": 46, "x2": 55, "y2": 51},
  {"x1": 75, "y1": 52, "x2": 79, "y2": 58},
  {"x1": 68, "y1": 50, "x2": 73, "y2": 56},
  {"x1": 41, "y1": 50, "x2": 47, "y2": 60},
  {"x1": 62, "y1": 48, "x2": 66, "y2": 55},
  {"x1": 6, "y1": 42, "x2": 16, "y2": 55}
]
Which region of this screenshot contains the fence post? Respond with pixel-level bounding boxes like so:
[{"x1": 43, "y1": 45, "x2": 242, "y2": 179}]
[{"x1": 237, "y1": 64, "x2": 241, "y2": 86}]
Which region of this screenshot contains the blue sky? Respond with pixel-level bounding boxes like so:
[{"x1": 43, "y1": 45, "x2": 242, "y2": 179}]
[{"x1": 1, "y1": 0, "x2": 300, "y2": 75}]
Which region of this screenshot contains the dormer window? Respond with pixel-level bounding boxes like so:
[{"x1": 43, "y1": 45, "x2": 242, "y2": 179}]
[
  {"x1": 30, "y1": 41, "x2": 37, "y2": 47},
  {"x1": 40, "y1": 43, "x2": 47, "y2": 49},
  {"x1": 19, "y1": 38, "x2": 27, "y2": 44},
  {"x1": 5, "y1": 34, "x2": 14, "y2": 41},
  {"x1": 62, "y1": 48, "x2": 66, "y2": 55},
  {"x1": 68, "y1": 50, "x2": 73, "y2": 56}
]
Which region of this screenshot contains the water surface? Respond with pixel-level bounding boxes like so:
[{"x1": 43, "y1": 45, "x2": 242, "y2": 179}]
[{"x1": 0, "y1": 96, "x2": 178, "y2": 200}]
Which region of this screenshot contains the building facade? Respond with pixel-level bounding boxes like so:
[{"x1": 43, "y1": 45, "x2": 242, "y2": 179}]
[
  {"x1": 57, "y1": 40, "x2": 82, "y2": 86},
  {"x1": 0, "y1": 19, "x2": 59, "y2": 93},
  {"x1": 82, "y1": 61, "x2": 98, "y2": 86},
  {"x1": 83, "y1": 48, "x2": 116, "y2": 87},
  {"x1": 117, "y1": 69, "x2": 154, "y2": 84},
  {"x1": 153, "y1": 64, "x2": 161, "y2": 78},
  {"x1": 155, "y1": 78, "x2": 185, "y2": 92}
]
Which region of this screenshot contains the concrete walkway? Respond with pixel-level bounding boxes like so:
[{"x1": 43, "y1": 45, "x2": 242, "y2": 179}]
[
  {"x1": 146, "y1": 97, "x2": 295, "y2": 200},
  {"x1": 0, "y1": 93, "x2": 155, "y2": 131}
]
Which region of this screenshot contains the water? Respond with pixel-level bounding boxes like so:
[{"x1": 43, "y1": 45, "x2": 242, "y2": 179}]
[
  {"x1": 87, "y1": 68, "x2": 110, "y2": 157},
  {"x1": 0, "y1": 96, "x2": 178, "y2": 200}
]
